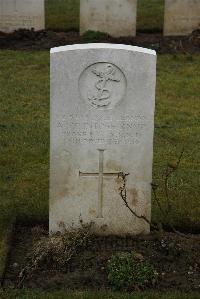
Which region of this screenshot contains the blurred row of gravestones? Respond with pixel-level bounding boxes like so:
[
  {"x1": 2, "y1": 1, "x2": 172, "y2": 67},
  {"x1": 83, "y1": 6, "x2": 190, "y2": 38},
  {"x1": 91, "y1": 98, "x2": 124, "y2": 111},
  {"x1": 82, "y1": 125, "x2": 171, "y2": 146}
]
[{"x1": 0, "y1": 0, "x2": 199, "y2": 36}]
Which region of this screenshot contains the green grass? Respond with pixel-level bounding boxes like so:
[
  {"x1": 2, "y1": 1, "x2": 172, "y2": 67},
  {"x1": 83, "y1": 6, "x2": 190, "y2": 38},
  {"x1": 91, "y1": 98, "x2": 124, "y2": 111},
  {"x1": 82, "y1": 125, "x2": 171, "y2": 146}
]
[
  {"x1": 45, "y1": 0, "x2": 80, "y2": 31},
  {"x1": 0, "y1": 51, "x2": 199, "y2": 230},
  {"x1": 0, "y1": 290, "x2": 200, "y2": 299},
  {"x1": 45, "y1": 0, "x2": 164, "y2": 32},
  {"x1": 0, "y1": 52, "x2": 199, "y2": 276},
  {"x1": 0, "y1": 51, "x2": 49, "y2": 224},
  {"x1": 154, "y1": 54, "x2": 200, "y2": 229},
  {"x1": 137, "y1": 0, "x2": 165, "y2": 32}
]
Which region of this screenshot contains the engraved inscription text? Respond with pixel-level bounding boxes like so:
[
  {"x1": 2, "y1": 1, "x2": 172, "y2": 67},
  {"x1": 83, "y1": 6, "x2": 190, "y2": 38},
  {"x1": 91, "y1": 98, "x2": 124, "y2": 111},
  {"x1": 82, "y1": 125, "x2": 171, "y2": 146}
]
[{"x1": 57, "y1": 114, "x2": 147, "y2": 146}]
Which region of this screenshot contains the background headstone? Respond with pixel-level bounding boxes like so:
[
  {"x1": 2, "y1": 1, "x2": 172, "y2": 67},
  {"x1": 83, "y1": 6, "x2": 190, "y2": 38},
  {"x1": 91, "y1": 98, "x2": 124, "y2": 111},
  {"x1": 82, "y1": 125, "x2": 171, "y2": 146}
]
[
  {"x1": 80, "y1": 0, "x2": 137, "y2": 37},
  {"x1": 0, "y1": 0, "x2": 45, "y2": 33},
  {"x1": 50, "y1": 44, "x2": 156, "y2": 235},
  {"x1": 164, "y1": 0, "x2": 200, "y2": 36}
]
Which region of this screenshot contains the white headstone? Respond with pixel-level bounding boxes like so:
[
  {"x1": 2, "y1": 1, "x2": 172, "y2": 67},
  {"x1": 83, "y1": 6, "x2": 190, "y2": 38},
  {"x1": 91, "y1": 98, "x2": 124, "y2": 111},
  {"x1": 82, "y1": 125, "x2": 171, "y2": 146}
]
[
  {"x1": 164, "y1": 0, "x2": 200, "y2": 36},
  {"x1": 50, "y1": 44, "x2": 156, "y2": 235},
  {"x1": 0, "y1": 0, "x2": 45, "y2": 33},
  {"x1": 80, "y1": 0, "x2": 137, "y2": 37}
]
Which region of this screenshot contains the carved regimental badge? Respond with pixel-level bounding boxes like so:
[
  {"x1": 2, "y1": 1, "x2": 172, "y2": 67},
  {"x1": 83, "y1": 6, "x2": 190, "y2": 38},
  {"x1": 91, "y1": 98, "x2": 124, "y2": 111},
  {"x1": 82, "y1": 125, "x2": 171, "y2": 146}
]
[{"x1": 79, "y1": 62, "x2": 127, "y2": 109}]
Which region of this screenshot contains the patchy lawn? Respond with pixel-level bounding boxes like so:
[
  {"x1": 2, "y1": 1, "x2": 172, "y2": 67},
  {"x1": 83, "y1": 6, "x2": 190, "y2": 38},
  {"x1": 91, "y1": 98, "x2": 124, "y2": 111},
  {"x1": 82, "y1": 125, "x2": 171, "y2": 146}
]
[
  {"x1": 0, "y1": 51, "x2": 199, "y2": 230},
  {"x1": 45, "y1": 0, "x2": 165, "y2": 32},
  {"x1": 0, "y1": 51, "x2": 49, "y2": 225},
  {"x1": 45, "y1": 0, "x2": 80, "y2": 32},
  {"x1": 137, "y1": 0, "x2": 165, "y2": 32}
]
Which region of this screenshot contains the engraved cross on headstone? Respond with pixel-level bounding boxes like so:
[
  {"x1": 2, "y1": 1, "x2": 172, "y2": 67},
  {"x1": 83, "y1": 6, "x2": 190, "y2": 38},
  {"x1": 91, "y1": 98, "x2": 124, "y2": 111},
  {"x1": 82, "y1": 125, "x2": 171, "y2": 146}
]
[{"x1": 79, "y1": 149, "x2": 121, "y2": 218}]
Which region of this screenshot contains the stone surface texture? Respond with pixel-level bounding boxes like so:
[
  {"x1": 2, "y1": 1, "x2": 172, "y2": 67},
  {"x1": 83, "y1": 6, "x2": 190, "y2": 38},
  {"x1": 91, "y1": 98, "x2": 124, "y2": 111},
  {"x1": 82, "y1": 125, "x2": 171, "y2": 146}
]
[
  {"x1": 50, "y1": 43, "x2": 156, "y2": 235},
  {"x1": 164, "y1": 0, "x2": 200, "y2": 36},
  {"x1": 0, "y1": 0, "x2": 45, "y2": 33},
  {"x1": 80, "y1": 0, "x2": 137, "y2": 37}
]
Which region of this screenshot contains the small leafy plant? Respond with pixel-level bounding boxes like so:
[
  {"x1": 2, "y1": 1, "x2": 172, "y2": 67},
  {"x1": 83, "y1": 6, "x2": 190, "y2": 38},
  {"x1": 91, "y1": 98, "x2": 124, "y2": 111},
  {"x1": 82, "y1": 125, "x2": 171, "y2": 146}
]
[
  {"x1": 82, "y1": 30, "x2": 109, "y2": 41},
  {"x1": 107, "y1": 251, "x2": 158, "y2": 290}
]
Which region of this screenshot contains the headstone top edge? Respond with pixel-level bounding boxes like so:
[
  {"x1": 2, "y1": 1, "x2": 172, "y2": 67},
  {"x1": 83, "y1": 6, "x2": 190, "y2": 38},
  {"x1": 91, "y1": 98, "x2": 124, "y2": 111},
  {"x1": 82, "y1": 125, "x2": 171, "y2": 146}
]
[{"x1": 50, "y1": 43, "x2": 156, "y2": 56}]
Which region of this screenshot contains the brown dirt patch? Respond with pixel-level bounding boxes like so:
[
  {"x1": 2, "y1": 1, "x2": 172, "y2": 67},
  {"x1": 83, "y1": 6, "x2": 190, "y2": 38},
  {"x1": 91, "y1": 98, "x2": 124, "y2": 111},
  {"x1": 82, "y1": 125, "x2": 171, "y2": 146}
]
[
  {"x1": 0, "y1": 29, "x2": 199, "y2": 53},
  {"x1": 3, "y1": 225, "x2": 200, "y2": 292}
]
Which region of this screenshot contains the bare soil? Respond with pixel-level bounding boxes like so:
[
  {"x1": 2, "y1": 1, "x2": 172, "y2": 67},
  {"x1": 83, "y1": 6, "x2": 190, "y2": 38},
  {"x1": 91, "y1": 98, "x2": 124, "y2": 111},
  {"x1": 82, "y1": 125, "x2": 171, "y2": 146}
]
[
  {"x1": 3, "y1": 225, "x2": 200, "y2": 292},
  {"x1": 0, "y1": 29, "x2": 199, "y2": 53}
]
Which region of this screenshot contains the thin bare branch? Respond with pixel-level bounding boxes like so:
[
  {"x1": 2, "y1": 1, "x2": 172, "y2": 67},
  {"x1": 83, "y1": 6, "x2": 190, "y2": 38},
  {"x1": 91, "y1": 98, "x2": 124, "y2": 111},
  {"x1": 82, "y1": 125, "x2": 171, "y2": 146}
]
[
  {"x1": 118, "y1": 172, "x2": 157, "y2": 230},
  {"x1": 164, "y1": 148, "x2": 184, "y2": 215}
]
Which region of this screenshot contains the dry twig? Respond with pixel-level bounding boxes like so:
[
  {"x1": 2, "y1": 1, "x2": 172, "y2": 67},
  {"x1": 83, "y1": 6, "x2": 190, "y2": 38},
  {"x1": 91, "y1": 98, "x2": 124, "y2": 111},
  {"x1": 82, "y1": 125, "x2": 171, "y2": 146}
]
[{"x1": 118, "y1": 149, "x2": 199, "y2": 240}]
